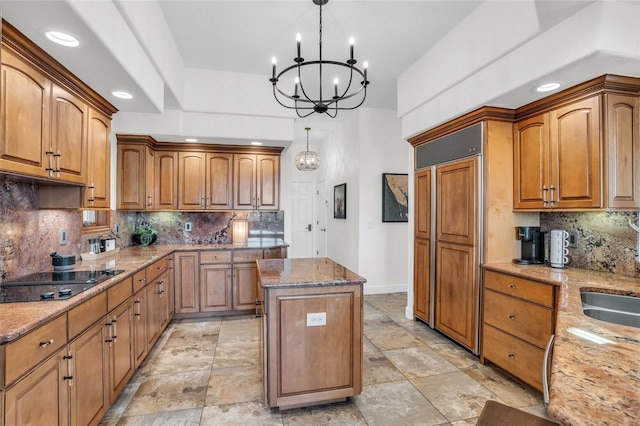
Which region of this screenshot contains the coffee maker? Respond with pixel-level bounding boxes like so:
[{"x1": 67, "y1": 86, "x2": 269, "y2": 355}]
[{"x1": 514, "y1": 226, "x2": 545, "y2": 264}]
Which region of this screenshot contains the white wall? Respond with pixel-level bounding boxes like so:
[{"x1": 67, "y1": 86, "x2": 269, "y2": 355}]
[{"x1": 316, "y1": 108, "x2": 408, "y2": 294}]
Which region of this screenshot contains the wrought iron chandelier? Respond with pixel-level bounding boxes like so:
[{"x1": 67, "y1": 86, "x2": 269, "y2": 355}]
[
  {"x1": 270, "y1": 0, "x2": 370, "y2": 118},
  {"x1": 295, "y1": 127, "x2": 321, "y2": 171}
]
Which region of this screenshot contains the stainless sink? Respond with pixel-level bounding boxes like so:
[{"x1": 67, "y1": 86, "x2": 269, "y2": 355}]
[{"x1": 581, "y1": 291, "x2": 640, "y2": 329}]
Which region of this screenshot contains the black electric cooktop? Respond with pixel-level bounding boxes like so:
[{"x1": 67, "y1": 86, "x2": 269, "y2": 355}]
[{"x1": 0, "y1": 269, "x2": 124, "y2": 303}]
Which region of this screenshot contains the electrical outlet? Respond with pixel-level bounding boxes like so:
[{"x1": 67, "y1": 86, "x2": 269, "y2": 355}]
[
  {"x1": 306, "y1": 312, "x2": 326, "y2": 327},
  {"x1": 568, "y1": 232, "x2": 578, "y2": 248},
  {"x1": 185, "y1": 222, "x2": 192, "y2": 232},
  {"x1": 59, "y1": 229, "x2": 67, "y2": 245},
  {"x1": 114, "y1": 224, "x2": 119, "y2": 235}
]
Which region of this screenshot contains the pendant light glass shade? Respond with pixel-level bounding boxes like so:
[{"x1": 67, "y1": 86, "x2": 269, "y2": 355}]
[{"x1": 295, "y1": 127, "x2": 320, "y2": 171}]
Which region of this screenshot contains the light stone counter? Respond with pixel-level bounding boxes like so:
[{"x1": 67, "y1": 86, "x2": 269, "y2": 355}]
[
  {"x1": 0, "y1": 242, "x2": 288, "y2": 344},
  {"x1": 257, "y1": 257, "x2": 366, "y2": 288},
  {"x1": 484, "y1": 263, "x2": 640, "y2": 426}
]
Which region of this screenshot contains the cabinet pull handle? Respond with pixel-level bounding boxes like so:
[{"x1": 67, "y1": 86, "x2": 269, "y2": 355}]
[
  {"x1": 542, "y1": 185, "x2": 548, "y2": 206},
  {"x1": 39, "y1": 339, "x2": 54, "y2": 348},
  {"x1": 509, "y1": 284, "x2": 516, "y2": 289},
  {"x1": 46, "y1": 148, "x2": 55, "y2": 176},
  {"x1": 508, "y1": 353, "x2": 515, "y2": 359},
  {"x1": 55, "y1": 150, "x2": 61, "y2": 177},
  {"x1": 508, "y1": 314, "x2": 516, "y2": 320},
  {"x1": 201, "y1": 197, "x2": 206, "y2": 209},
  {"x1": 63, "y1": 353, "x2": 73, "y2": 386},
  {"x1": 549, "y1": 185, "x2": 556, "y2": 206},
  {"x1": 106, "y1": 322, "x2": 113, "y2": 346},
  {"x1": 112, "y1": 318, "x2": 118, "y2": 343},
  {"x1": 147, "y1": 194, "x2": 153, "y2": 207},
  {"x1": 543, "y1": 334, "x2": 555, "y2": 406},
  {"x1": 139, "y1": 278, "x2": 146, "y2": 283}
]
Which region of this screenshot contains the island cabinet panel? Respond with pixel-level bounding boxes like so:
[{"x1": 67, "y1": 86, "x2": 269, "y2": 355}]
[
  {"x1": 260, "y1": 263, "x2": 364, "y2": 411},
  {"x1": 4, "y1": 347, "x2": 69, "y2": 426}
]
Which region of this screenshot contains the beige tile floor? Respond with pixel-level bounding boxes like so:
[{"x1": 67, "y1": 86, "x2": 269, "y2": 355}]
[{"x1": 100, "y1": 293, "x2": 554, "y2": 425}]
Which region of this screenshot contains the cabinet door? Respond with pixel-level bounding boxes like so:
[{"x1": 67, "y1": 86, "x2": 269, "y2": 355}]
[
  {"x1": 434, "y1": 241, "x2": 478, "y2": 351},
  {"x1": 107, "y1": 301, "x2": 135, "y2": 403},
  {"x1": 513, "y1": 114, "x2": 550, "y2": 209},
  {"x1": 234, "y1": 154, "x2": 256, "y2": 209},
  {"x1": 132, "y1": 289, "x2": 148, "y2": 369},
  {"x1": 116, "y1": 144, "x2": 145, "y2": 210},
  {"x1": 436, "y1": 158, "x2": 477, "y2": 246},
  {"x1": 158, "y1": 270, "x2": 171, "y2": 331},
  {"x1": 0, "y1": 48, "x2": 50, "y2": 179},
  {"x1": 174, "y1": 251, "x2": 200, "y2": 313},
  {"x1": 606, "y1": 93, "x2": 639, "y2": 209},
  {"x1": 85, "y1": 108, "x2": 111, "y2": 208},
  {"x1": 69, "y1": 320, "x2": 109, "y2": 426},
  {"x1": 550, "y1": 96, "x2": 602, "y2": 209},
  {"x1": 207, "y1": 153, "x2": 233, "y2": 209},
  {"x1": 178, "y1": 152, "x2": 206, "y2": 210},
  {"x1": 167, "y1": 255, "x2": 176, "y2": 318},
  {"x1": 413, "y1": 238, "x2": 430, "y2": 323},
  {"x1": 4, "y1": 348, "x2": 69, "y2": 426},
  {"x1": 146, "y1": 275, "x2": 161, "y2": 348},
  {"x1": 233, "y1": 262, "x2": 258, "y2": 310},
  {"x1": 145, "y1": 147, "x2": 156, "y2": 210},
  {"x1": 50, "y1": 84, "x2": 87, "y2": 184},
  {"x1": 257, "y1": 154, "x2": 279, "y2": 210},
  {"x1": 200, "y1": 264, "x2": 232, "y2": 311},
  {"x1": 155, "y1": 151, "x2": 178, "y2": 210},
  {"x1": 415, "y1": 168, "x2": 431, "y2": 239}
]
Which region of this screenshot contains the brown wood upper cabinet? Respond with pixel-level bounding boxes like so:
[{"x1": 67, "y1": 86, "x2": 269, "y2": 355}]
[
  {"x1": 178, "y1": 152, "x2": 233, "y2": 210},
  {"x1": 0, "y1": 21, "x2": 116, "y2": 187},
  {"x1": 234, "y1": 154, "x2": 280, "y2": 210},
  {"x1": 514, "y1": 96, "x2": 602, "y2": 210},
  {"x1": 85, "y1": 108, "x2": 111, "y2": 208},
  {"x1": 514, "y1": 83, "x2": 640, "y2": 211}
]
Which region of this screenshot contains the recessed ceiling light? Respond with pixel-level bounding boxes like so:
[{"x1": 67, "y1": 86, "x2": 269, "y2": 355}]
[
  {"x1": 112, "y1": 91, "x2": 133, "y2": 99},
  {"x1": 251, "y1": 141, "x2": 263, "y2": 146},
  {"x1": 185, "y1": 138, "x2": 198, "y2": 142},
  {"x1": 45, "y1": 30, "x2": 79, "y2": 47},
  {"x1": 535, "y1": 82, "x2": 561, "y2": 93}
]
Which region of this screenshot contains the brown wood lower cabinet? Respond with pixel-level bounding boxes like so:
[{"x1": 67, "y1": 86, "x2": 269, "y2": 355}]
[
  {"x1": 262, "y1": 283, "x2": 363, "y2": 409},
  {"x1": 132, "y1": 288, "x2": 148, "y2": 369},
  {"x1": 233, "y1": 263, "x2": 258, "y2": 310},
  {"x1": 481, "y1": 269, "x2": 557, "y2": 391},
  {"x1": 106, "y1": 300, "x2": 135, "y2": 403}
]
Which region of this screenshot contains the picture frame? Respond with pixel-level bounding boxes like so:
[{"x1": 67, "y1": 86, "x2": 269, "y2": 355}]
[
  {"x1": 382, "y1": 173, "x2": 408, "y2": 222},
  {"x1": 334, "y1": 183, "x2": 347, "y2": 219}
]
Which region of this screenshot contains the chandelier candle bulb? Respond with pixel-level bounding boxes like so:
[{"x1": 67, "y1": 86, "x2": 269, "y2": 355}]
[
  {"x1": 334, "y1": 78, "x2": 339, "y2": 98},
  {"x1": 271, "y1": 57, "x2": 277, "y2": 80},
  {"x1": 349, "y1": 37, "x2": 354, "y2": 61},
  {"x1": 294, "y1": 77, "x2": 300, "y2": 97},
  {"x1": 296, "y1": 33, "x2": 302, "y2": 59}
]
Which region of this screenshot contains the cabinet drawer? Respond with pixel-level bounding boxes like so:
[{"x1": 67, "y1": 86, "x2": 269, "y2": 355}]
[
  {"x1": 108, "y1": 277, "x2": 133, "y2": 311},
  {"x1": 133, "y1": 269, "x2": 147, "y2": 293},
  {"x1": 200, "y1": 250, "x2": 232, "y2": 264},
  {"x1": 263, "y1": 248, "x2": 284, "y2": 259},
  {"x1": 484, "y1": 289, "x2": 553, "y2": 348},
  {"x1": 484, "y1": 270, "x2": 554, "y2": 307},
  {"x1": 482, "y1": 324, "x2": 544, "y2": 391},
  {"x1": 5, "y1": 314, "x2": 68, "y2": 385},
  {"x1": 233, "y1": 250, "x2": 263, "y2": 263},
  {"x1": 147, "y1": 257, "x2": 168, "y2": 282},
  {"x1": 68, "y1": 291, "x2": 107, "y2": 340}
]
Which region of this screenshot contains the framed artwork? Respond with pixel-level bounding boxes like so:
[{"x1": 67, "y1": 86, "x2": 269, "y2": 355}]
[
  {"x1": 382, "y1": 173, "x2": 408, "y2": 222},
  {"x1": 334, "y1": 183, "x2": 347, "y2": 219}
]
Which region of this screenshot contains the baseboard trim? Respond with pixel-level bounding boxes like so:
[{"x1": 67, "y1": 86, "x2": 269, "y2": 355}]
[{"x1": 363, "y1": 283, "x2": 407, "y2": 295}]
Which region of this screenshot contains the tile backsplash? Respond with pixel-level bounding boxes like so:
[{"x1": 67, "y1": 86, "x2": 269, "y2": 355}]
[
  {"x1": 541, "y1": 211, "x2": 640, "y2": 278},
  {"x1": 0, "y1": 176, "x2": 283, "y2": 283}
]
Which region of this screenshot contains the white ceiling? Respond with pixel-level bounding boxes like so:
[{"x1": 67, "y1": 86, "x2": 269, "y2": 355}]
[{"x1": 1, "y1": 1, "x2": 637, "y2": 146}]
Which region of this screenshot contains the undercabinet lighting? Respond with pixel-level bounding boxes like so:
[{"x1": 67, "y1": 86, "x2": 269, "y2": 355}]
[
  {"x1": 567, "y1": 327, "x2": 615, "y2": 345},
  {"x1": 112, "y1": 91, "x2": 133, "y2": 99},
  {"x1": 45, "y1": 30, "x2": 79, "y2": 47},
  {"x1": 185, "y1": 138, "x2": 198, "y2": 142},
  {"x1": 535, "y1": 82, "x2": 561, "y2": 93},
  {"x1": 251, "y1": 141, "x2": 263, "y2": 146}
]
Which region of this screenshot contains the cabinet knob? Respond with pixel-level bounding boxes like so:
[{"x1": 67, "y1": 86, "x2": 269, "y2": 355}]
[
  {"x1": 508, "y1": 314, "x2": 516, "y2": 320},
  {"x1": 508, "y1": 353, "x2": 515, "y2": 359},
  {"x1": 509, "y1": 284, "x2": 516, "y2": 289}
]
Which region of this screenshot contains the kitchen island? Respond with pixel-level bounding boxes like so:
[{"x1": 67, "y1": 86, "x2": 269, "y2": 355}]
[
  {"x1": 484, "y1": 263, "x2": 640, "y2": 426},
  {"x1": 257, "y1": 257, "x2": 366, "y2": 409}
]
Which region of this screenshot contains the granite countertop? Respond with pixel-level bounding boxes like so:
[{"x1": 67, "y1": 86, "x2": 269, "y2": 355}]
[
  {"x1": 257, "y1": 257, "x2": 367, "y2": 288},
  {"x1": 0, "y1": 241, "x2": 288, "y2": 344},
  {"x1": 484, "y1": 262, "x2": 640, "y2": 426}
]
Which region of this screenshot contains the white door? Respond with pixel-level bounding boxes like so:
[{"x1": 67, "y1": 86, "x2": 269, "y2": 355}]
[
  {"x1": 315, "y1": 181, "x2": 327, "y2": 257},
  {"x1": 290, "y1": 182, "x2": 314, "y2": 258}
]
